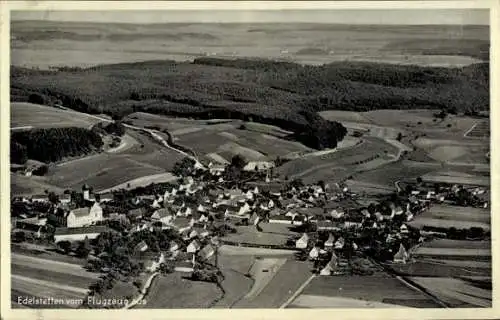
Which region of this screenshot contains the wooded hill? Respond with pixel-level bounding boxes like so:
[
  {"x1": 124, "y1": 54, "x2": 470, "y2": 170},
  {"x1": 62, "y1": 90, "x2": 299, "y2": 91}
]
[{"x1": 10, "y1": 58, "x2": 489, "y2": 148}]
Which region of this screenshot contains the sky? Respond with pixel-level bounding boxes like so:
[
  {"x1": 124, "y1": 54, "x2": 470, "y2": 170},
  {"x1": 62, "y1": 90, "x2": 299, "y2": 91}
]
[{"x1": 11, "y1": 9, "x2": 489, "y2": 25}]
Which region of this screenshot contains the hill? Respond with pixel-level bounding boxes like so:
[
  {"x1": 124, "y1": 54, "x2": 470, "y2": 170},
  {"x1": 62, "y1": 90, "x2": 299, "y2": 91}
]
[{"x1": 10, "y1": 58, "x2": 488, "y2": 147}]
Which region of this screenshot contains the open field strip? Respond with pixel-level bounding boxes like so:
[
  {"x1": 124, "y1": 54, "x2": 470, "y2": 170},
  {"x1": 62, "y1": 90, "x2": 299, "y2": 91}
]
[
  {"x1": 421, "y1": 239, "x2": 490, "y2": 249},
  {"x1": 319, "y1": 110, "x2": 373, "y2": 123},
  {"x1": 289, "y1": 295, "x2": 410, "y2": 308},
  {"x1": 138, "y1": 273, "x2": 222, "y2": 308},
  {"x1": 10, "y1": 102, "x2": 101, "y2": 128},
  {"x1": 413, "y1": 247, "x2": 491, "y2": 257},
  {"x1": 233, "y1": 259, "x2": 312, "y2": 308},
  {"x1": 12, "y1": 274, "x2": 90, "y2": 295},
  {"x1": 97, "y1": 172, "x2": 177, "y2": 193},
  {"x1": 242, "y1": 258, "x2": 288, "y2": 300},
  {"x1": 11, "y1": 126, "x2": 34, "y2": 131},
  {"x1": 409, "y1": 218, "x2": 490, "y2": 231},
  {"x1": 418, "y1": 259, "x2": 491, "y2": 269},
  {"x1": 218, "y1": 245, "x2": 295, "y2": 257},
  {"x1": 11, "y1": 253, "x2": 94, "y2": 275},
  {"x1": 409, "y1": 277, "x2": 491, "y2": 308},
  {"x1": 421, "y1": 173, "x2": 490, "y2": 186}
]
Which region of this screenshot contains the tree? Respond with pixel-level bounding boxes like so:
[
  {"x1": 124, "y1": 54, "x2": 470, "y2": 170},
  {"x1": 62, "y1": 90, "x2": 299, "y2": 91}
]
[
  {"x1": 172, "y1": 157, "x2": 196, "y2": 177},
  {"x1": 48, "y1": 192, "x2": 59, "y2": 204},
  {"x1": 76, "y1": 237, "x2": 91, "y2": 258},
  {"x1": 416, "y1": 177, "x2": 423, "y2": 184},
  {"x1": 231, "y1": 154, "x2": 247, "y2": 170},
  {"x1": 10, "y1": 142, "x2": 28, "y2": 164},
  {"x1": 58, "y1": 240, "x2": 72, "y2": 254},
  {"x1": 396, "y1": 132, "x2": 403, "y2": 141}
]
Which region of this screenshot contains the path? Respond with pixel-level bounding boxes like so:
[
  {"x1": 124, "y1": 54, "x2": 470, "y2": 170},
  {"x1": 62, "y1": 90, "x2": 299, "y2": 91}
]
[
  {"x1": 11, "y1": 126, "x2": 34, "y2": 131},
  {"x1": 279, "y1": 274, "x2": 315, "y2": 308},
  {"x1": 463, "y1": 121, "x2": 480, "y2": 138},
  {"x1": 125, "y1": 272, "x2": 159, "y2": 309}
]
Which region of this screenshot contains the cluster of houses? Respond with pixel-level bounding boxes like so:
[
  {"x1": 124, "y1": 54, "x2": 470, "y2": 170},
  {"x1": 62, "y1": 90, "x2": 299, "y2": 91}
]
[{"x1": 11, "y1": 157, "x2": 490, "y2": 279}]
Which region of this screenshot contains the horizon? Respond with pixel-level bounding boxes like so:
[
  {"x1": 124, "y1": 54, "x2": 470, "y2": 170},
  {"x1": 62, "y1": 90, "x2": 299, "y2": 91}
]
[{"x1": 11, "y1": 9, "x2": 489, "y2": 25}]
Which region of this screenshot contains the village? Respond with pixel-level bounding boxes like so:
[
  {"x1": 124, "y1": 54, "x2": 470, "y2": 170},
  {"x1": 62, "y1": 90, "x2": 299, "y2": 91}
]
[{"x1": 10, "y1": 153, "x2": 490, "y2": 308}]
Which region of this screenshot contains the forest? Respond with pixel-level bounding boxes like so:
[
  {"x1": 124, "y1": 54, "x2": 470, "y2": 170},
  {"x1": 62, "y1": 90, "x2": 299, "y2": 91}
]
[
  {"x1": 10, "y1": 58, "x2": 488, "y2": 149},
  {"x1": 10, "y1": 127, "x2": 103, "y2": 164}
]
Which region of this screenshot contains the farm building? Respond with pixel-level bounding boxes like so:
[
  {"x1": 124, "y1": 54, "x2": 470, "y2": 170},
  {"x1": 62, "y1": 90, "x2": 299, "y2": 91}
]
[
  {"x1": 151, "y1": 208, "x2": 173, "y2": 224},
  {"x1": 53, "y1": 225, "x2": 109, "y2": 242},
  {"x1": 243, "y1": 161, "x2": 275, "y2": 172}
]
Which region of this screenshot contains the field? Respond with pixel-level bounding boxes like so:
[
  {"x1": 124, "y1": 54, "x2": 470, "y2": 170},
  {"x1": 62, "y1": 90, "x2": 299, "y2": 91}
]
[
  {"x1": 27, "y1": 129, "x2": 183, "y2": 192},
  {"x1": 138, "y1": 273, "x2": 222, "y2": 308},
  {"x1": 409, "y1": 277, "x2": 491, "y2": 308},
  {"x1": 420, "y1": 170, "x2": 490, "y2": 186},
  {"x1": 277, "y1": 136, "x2": 400, "y2": 184},
  {"x1": 126, "y1": 112, "x2": 312, "y2": 163},
  {"x1": 11, "y1": 253, "x2": 99, "y2": 309},
  {"x1": 10, "y1": 102, "x2": 101, "y2": 129},
  {"x1": 465, "y1": 120, "x2": 490, "y2": 138},
  {"x1": 408, "y1": 204, "x2": 490, "y2": 231},
  {"x1": 221, "y1": 224, "x2": 297, "y2": 247},
  {"x1": 233, "y1": 259, "x2": 312, "y2": 308},
  {"x1": 292, "y1": 273, "x2": 440, "y2": 308}
]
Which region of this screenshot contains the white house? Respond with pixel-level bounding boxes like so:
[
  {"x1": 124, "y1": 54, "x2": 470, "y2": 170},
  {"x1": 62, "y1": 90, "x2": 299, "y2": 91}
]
[
  {"x1": 243, "y1": 161, "x2": 274, "y2": 172},
  {"x1": 393, "y1": 244, "x2": 409, "y2": 264},
  {"x1": 151, "y1": 208, "x2": 172, "y2": 224},
  {"x1": 309, "y1": 247, "x2": 319, "y2": 260},
  {"x1": 66, "y1": 203, "x2": 103, "y2": 228},
  {"x1": 324, "y1": 233, "x2": 335, "y2": 247},
  {"x1": 295, "y1": 233, "x2": 309, "y2": 249},
  {"x1": 187, "y1": 240, "x2": 201, "y2": 253}
]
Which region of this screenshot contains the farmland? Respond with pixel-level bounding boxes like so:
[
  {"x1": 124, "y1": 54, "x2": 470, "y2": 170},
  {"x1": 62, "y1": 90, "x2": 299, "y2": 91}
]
[
  {"x1": 10, "y1": 102, "x2": 101, "y2": 129},
  {"x1": 221, "y1": 224, "x2": 296, "y2": 247},
  {"x1": 125, "y1": 112, "x2": 312, "y2": 163},
  {"x1": 138, "y1": 273, "x2": 222, "y2": 308},
  {"x1": 11, "y1": 253, "x2": 98, "y2": 309},
  {"x1": 291, "y1": 272, "x2": 440, "y2": 308},
  {"x1": 408, "y1": 204, "x2": 490, "y2": 231},
  {"x1": 20, "y1": 128, "x2": 184, "y2": 192}
]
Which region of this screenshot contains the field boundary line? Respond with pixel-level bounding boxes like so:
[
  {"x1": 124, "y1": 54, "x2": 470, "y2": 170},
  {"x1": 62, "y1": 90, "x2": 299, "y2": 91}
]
[
  {"x1": 463, "y1": 121, "x2": 480, "y2": 138},
  {"x1": 279, "y1": 274, "x2": 315, "y2": 309}
]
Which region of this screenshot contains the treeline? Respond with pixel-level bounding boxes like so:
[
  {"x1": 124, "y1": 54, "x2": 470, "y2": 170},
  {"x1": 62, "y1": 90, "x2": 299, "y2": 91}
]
[{"x1": 11, "y1": 127, "x2": 103, "y2": 164}]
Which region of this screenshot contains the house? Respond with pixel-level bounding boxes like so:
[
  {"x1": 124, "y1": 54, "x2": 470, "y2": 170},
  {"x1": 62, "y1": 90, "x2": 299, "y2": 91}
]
[
  {"x1": 98, "y1": 192, "x2": 114, "y2": 203},
  {"x1": 133, "y1": 241, "x2": 149, "y2": 253},
  {"x1": 334, "y1": 237, "x2": 345, "y2": 249},
  {"x1": 187, "y1": 240, "x2": 201, "y2": 253},
  {"x1": 319, "y1": 253, "x2": 338, "y2": 276},
  {"x1": 309, "y1": 247, "x2": 320, "y2": 260},
  {"x1": 144, "y1": 252, "x2": 166, "y2": 272},
  {"x1": 59, "y1": 193, "x2": 72, "y2": 204},
  {"x1": 393, "y1": 244, "x2": 409, "y2": 264},
  {"x1": 295, "y1": 233, "x2": 309, "y2": 249},
  {"x1": 31, "y1": 194, "x2": 49, "y2": 203},
  {"x1": 66, "y1": 202, "x2": 103, "y2": 228},
  {"x1": 171, "y1": 217, "x2": 193, "y2": 233},
  {"x1": 128, "y1": 207, "x2": 146, "y2": 221},
  {"x1": 198, "y1": 244, "x2": 215, "y2": 261},
  {"x1": 324, "y1": 233, "x2": 335, "y2": 247},
  {"x1": 54, "y1": 226, "x2": 109, "y2": 243},
  {"x1": 243, "y1": 161, "x2": 274, "y2": 172},
  {"x1": 317, "y1": 221, "x2": 341, "y2": 232},
  {"x1": 151, "y1": 208, "x2": 173, "y2": 224}
]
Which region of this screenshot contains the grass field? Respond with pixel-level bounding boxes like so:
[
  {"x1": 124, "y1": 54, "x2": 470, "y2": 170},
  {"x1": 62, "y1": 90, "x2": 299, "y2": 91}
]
[
  {"x1": 40, "y1": 129, "x2": 183, "y2": 192},
  {"x1": 277, "y1": 136, "x2": 399, "y2": 183},
  {"x1": 10, "y1": 102, "x2": 100, "y2": 129},
  {"x1": 11, "y1": 253, "x2": 99, "y2": 308},
  {"x1": 409, "y1": 277, "x2": 491, "y2": 308},
  {"x1": 421, "y1": 170, "x2": 490, "y2": 186},
  {"x1": 221, "y1": 224, "x2": 296, "y2": 247},
  {"x1": 234, "y1": 259, "x2": 312, "y2": 308},
  {"x1": 138, "y1": 273, "x2": 222, "y2": 308},
  {"x1": 296, "y1": 273, "x2": 439, "y2": 308}
]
